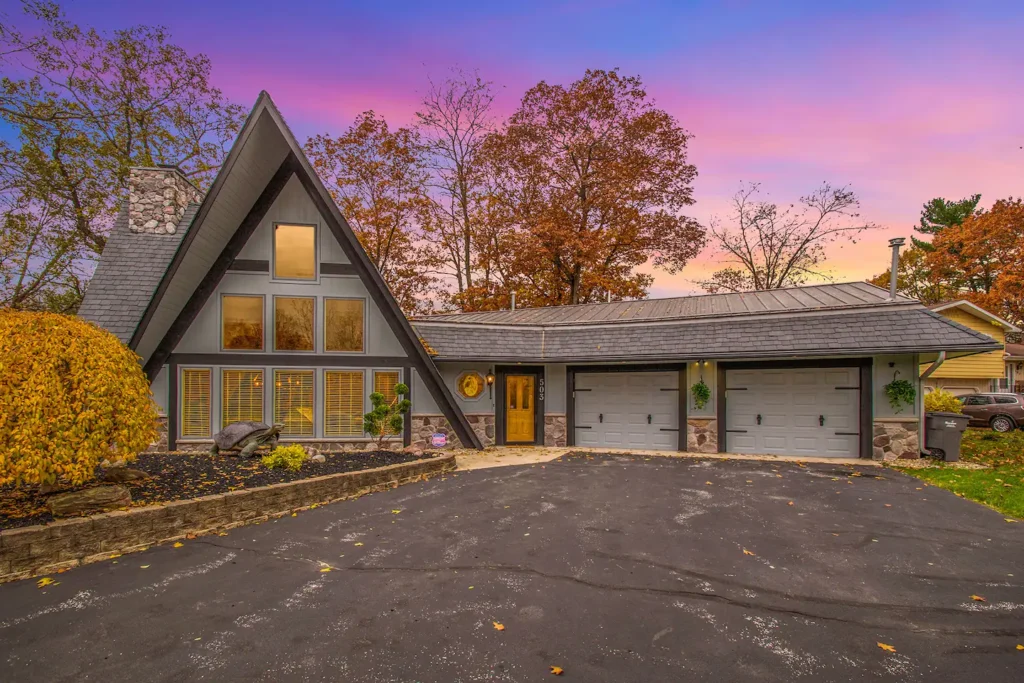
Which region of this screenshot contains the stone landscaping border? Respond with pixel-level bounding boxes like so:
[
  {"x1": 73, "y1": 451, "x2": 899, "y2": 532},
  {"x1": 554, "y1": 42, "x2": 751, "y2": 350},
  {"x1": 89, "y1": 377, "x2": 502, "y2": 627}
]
[{"x1": 0, "y1": 453, "x2": 455, "y2": 584}]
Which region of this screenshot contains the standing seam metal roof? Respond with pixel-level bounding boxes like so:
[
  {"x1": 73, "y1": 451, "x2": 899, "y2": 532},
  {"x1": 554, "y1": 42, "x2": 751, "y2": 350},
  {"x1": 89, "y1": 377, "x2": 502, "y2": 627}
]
[{"x1": 413, "y1": 282, "x2": 913, "y2": 326}]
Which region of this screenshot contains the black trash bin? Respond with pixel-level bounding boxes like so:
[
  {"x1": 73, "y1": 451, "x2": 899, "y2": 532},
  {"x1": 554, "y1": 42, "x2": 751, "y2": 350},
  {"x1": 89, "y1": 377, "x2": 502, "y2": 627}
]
[{"x1": 924, "y1": 412, "x2": 971, "y2": 461}]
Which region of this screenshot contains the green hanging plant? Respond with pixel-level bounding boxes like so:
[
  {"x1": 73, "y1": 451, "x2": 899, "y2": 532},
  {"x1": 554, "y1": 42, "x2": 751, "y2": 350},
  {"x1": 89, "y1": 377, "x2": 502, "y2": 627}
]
[
  {"x1": 691, "y1": 378, "x2": 711, "y2": 410},
  {"x1": 884, "y1": 370, "x2": 916, "y2": 413}
]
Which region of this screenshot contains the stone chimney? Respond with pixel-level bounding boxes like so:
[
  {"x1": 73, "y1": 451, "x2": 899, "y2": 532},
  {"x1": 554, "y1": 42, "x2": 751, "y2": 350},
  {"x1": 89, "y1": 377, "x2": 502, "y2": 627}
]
[{"x1": 127, "y1": 165, "x2": 203, "y2": 234}]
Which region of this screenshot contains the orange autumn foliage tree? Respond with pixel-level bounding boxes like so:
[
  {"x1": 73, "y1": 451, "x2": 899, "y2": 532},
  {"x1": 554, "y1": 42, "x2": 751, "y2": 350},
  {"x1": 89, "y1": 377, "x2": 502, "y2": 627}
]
[
  {"x1": 928, "y1": 198, "x2": 1024, "y2": 326},
  {"x1": 471, "y1": 69, "x2": 705, "y2": 309},
  {"x1": 0, "y1": 312, "x2": 157, "y2": 486}
]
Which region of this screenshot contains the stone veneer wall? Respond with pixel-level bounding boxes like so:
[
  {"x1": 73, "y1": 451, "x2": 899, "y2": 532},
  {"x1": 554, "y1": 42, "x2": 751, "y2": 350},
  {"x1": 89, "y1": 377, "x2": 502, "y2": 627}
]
[
  {"x1": 687, "y1": 418, "x2": 718, "y2": 453},
  {"x1": 128, "y1": 166, "x2": 203, "y2": 234},
  {"x1": 0, "y1": 454, "x2": 455, "y2": 583},
  {"x1": 873, "y1": 419, "x2": 920, "y2": 461},
  {"x1": 409, "y1": 413, "x2": 567, "y2": 448}
]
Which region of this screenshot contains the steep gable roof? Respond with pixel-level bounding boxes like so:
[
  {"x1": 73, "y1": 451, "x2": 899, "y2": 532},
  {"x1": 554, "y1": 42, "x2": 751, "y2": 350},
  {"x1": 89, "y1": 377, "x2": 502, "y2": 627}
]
[{"x1": 83, "y1": 91, "x2": 481, "y2": 449}]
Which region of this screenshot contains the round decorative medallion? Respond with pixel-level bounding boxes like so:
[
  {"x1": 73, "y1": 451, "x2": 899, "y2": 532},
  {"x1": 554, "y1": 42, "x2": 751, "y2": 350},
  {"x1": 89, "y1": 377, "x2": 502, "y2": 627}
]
[{"x1": 456, "y1": 371, "x2": 486, "y2": 400}]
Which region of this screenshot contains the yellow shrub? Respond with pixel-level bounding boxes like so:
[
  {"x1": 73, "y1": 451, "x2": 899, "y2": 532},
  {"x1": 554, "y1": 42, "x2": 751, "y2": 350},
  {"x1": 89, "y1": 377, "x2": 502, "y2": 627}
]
[
  {"x1": 261, "y1": 444, "x2": 308, "y2": 471},
  {"x1": 0, "y1": 311, "x2": 157, "y2": 486},
  {"x1": 924, "y1": 388, "x2": 964, "y2": 414}
]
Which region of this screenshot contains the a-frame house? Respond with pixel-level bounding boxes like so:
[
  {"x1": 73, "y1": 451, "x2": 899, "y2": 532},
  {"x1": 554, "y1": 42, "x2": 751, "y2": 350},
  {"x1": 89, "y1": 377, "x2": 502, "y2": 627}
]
[{"x1": 79, "y1": 92, "x2": 481, "y2": 452}]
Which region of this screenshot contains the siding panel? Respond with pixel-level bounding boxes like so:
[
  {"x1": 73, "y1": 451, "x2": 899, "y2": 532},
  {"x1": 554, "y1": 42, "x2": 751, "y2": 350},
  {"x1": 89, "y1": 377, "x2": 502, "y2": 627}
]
[{"x1": 925, "y1": 308, "x2": 1005, "y2": 379}]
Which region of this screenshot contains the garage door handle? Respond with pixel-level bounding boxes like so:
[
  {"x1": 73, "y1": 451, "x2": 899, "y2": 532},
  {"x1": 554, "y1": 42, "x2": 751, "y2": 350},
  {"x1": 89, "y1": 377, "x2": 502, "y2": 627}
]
[
  {"x1": 647, "y1": 414, "x2": 652, "y2": 424},
  {"x1": 599, "y1": 413, "x2": 603, "y2": 423},
  {"x1": 819, "y1": 415, "x2": 825, "y2": 426},
  {"x1": 756, "y1": 414, "x2": 762, "y2": 425}
]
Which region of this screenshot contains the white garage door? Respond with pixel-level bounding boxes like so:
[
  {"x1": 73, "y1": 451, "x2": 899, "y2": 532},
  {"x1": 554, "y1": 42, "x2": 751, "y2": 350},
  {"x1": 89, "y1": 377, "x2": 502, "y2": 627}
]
[
  {"x1": 725, "y1": 367, "x2": 860, "y2": 458},
  {"x1": 574, "y1": 372, "x2": 679, "y2": 450}
]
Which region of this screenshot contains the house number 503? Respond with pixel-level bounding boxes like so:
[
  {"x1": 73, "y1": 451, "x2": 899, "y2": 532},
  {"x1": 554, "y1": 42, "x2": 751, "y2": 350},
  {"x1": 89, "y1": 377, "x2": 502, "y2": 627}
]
[{"x1": 538, "y1": 377, "x2": 545, "y2": 402}]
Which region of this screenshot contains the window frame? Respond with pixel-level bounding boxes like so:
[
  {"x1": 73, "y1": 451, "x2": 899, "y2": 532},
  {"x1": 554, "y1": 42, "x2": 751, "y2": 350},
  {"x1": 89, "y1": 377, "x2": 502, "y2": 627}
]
[
  {"x1": 272, "y1": 221, "x2": 319, "y2": 282},
  {"x1": 323, "y1": 368, "x2": 367, "y2": 439},
  {"x1": 273, "y1": 368, "x2": 317, "y2": 437},
  {"x1": 272, "y1": 295, "x2": 317, "y2": 353},
  {"x1": 323, "y1": 296, "x2": 368, "y2": 355},
  {"x1": 220, "y1": 367, "x2": 266, "y2": 428},
  {"x1": 179, "y1": 366, "x2": 213, "y2": 440},
  {"x1": 220, "y1": 293, "x2": 266, "y2": 352}
]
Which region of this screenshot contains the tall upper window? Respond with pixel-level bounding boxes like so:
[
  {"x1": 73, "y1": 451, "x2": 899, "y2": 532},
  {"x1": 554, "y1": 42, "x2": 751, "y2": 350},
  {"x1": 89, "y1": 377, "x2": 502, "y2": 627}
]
[
  {"x1": 222, "y1": 295, "x2": 264, "y2": 350},
  {"x1": 325, "y1": 298, "x2": 365, "y2": 352},
  {"x1": 275, "y1": 297, "x2": 314, "y2": 351},
  {"x1": 274, "y1": 370, "x2": 314, "y2": 436},
  {"x1": 274, "y1": 224, "x2": 316, "y2": 280},
  {"x1": 222, "y1": 369, "x2": 264, "y2": 427}
]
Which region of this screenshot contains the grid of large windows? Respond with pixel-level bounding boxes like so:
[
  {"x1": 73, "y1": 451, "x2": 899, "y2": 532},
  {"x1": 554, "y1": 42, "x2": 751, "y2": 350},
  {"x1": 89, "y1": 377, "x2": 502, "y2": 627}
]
[
  {"x1": 325, "y1": 371, "x2": 365, "y2": 437},
  {"x1": 274, "y1": 370, "x2": 315, "y2": 436},
  {"x1": 222, "y1": 369, "x2": 264, "y2": 427},
  {"x1": 180, "y1": 368, "x2": 211, "y2": 437}
]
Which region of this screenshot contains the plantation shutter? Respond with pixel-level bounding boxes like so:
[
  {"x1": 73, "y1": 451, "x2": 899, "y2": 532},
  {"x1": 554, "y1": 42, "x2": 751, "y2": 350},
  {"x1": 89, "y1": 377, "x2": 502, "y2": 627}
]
[
  {"x1": 374, "y1": 370, "x2": 400, "y2": 405},
  {"x1": 222, "y1": 369, "x2": 264, "y2": 427},
  {"x1": 275, "y1": 370, "x2": 314, "y2": 436},
  {"x1": 325, "y1": 371, "x2": 365, "y2": 437},
  {"x1": 181, "y1": 368, "x2": 211, "y2": 437}
]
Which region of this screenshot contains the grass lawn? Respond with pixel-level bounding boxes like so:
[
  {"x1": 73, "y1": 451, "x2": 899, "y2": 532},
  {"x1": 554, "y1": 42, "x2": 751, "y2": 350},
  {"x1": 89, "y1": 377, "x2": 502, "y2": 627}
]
[{"x1": 896, "y1": 428, "x2": 1024, "y2": 519}]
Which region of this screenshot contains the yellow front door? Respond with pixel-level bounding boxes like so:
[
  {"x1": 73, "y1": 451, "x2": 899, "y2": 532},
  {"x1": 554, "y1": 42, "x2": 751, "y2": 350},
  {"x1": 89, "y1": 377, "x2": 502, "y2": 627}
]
[{"x1": 505, "y1": 375, "x2": 536, "y2": 443}]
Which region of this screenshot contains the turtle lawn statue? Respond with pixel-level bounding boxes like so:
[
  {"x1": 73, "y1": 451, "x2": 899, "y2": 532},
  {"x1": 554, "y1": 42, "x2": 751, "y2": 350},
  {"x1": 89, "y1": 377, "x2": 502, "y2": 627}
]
[{"x1": 210, "y1": 422, "x2": 283, "y2": 457}]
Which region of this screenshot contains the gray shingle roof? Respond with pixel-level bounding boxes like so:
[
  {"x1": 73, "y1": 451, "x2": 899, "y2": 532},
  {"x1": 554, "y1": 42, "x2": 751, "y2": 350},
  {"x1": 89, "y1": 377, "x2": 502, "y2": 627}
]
[
  {"x1": 415, "y1": 282, "x2": 912, "y2": 326},
  {"x1": 78, "y1": 204, "x2": 197, "y2": 342},
  {"x1": 414, "y1": 307, "x2": 1002, "y2": 362}
]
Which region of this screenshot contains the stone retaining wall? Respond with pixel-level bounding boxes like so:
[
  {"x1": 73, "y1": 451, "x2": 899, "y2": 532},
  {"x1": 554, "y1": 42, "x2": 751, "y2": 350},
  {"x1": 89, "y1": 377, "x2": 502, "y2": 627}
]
[{"x1": 0, "y1": 454, "x2": 455, "y2": 584}]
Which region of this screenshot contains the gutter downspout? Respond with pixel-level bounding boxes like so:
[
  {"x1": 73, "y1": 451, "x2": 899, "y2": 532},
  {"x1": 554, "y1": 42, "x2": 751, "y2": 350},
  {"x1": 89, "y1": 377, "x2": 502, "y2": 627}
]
[{"x1": 918, "y1": 351, "x2": 947, "y2": 455}]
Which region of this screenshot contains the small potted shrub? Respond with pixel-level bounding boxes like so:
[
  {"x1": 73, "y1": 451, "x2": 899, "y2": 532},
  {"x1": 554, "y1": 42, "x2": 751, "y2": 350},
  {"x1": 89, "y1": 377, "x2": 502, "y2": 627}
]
[{"x1": 691, "y1": 378, "x2": 711, "y2": 410}]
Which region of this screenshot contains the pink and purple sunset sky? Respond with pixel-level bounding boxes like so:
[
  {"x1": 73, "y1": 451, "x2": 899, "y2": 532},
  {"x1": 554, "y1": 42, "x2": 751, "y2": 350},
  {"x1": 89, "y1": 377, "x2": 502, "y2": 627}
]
[{"x1": 63, "y1": 0, "x2": 1024, "y2": 295}]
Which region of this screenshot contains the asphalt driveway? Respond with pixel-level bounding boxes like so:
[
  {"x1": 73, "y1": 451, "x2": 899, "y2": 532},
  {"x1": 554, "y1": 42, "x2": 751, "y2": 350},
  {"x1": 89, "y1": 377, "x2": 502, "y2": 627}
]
[{"x1": 1, "y1": 454, "x2": 1022, "y2": 682}]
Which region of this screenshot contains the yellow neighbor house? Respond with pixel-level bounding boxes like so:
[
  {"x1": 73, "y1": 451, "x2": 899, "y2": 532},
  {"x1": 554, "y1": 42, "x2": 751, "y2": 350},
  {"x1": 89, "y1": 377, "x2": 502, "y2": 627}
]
[{"x1": 923, "y1": 301, "x2": 1018, "y2": 395}]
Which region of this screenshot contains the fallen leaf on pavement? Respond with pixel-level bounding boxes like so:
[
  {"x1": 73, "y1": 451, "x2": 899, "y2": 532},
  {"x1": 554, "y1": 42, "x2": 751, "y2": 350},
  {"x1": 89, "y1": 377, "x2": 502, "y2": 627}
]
[
  {"x1": 140, "y1": 565, "x2": 150, "y2": 569},
  {"x1": 392, "y1": 509, "x2": 402, "y2": 514},
  {"x1": 1006, "y1": 519, "x2": 1019, "y2": 523},
  {"x1": 354, "y1": 542, "x2": 364, "y2": 546},
  {"x1": 320, "y1": 568, "x2": 332, "y2": 573},
  {"x1": 884, "y1": 504, "x2": 892, "y2": 508},
  {"x1": 743, "y1": 549, "x2": 755, "y2": 556},
  {"x1": 971, "y1": 595, "x2": 987, "y2": 602},
  {"x1": 705, "y1": 481, "x2": 713, "y2": 485},
  {"x1": 173, "y1": 542, "x2": 184, "y2": 548},
  {"x1": 36, "y1": 577, "x2": 56, "y2": 588},
  {"x1": 493, "y1": 622, "x2": 505, "y2": 631},
  {"x1": 877, "y1": 642, "x2": 896, "y2": 653},
  {"x1": 787, "y1": 501, "x2": 794, "y2": 506},
  {"x1": 550, "y1": 666, "x2": 564, "y2": 675},
  {"x1": 1016, "y1": 644, "x2": 1024, "y2": 650}
]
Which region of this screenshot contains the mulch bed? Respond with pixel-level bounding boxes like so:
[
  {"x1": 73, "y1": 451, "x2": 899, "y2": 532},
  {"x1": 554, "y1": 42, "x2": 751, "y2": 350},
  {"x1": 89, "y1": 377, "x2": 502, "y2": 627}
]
[{"x1": 0, "y1": 450, "x2": 432, "y2": 531}]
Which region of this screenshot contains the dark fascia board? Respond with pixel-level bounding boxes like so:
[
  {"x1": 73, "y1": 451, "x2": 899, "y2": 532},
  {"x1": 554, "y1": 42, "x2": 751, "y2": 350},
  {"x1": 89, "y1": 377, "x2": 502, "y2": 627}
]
[
  {"x1": 255, "y1": 95, "x2": 482, "y2": 450},
  {"x1": 130, "y1": 93, "x2": 275, "y2": 352}
]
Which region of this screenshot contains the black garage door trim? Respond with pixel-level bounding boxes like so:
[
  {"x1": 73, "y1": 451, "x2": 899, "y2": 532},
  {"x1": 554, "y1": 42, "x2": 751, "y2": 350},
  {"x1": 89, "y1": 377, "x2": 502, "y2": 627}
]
[
  {"x1": 567, "y1": 363, "x2": 687, "y2": 452},
  {"x1": 717, "y1": 358, "x2": 874, "y2": 459}
]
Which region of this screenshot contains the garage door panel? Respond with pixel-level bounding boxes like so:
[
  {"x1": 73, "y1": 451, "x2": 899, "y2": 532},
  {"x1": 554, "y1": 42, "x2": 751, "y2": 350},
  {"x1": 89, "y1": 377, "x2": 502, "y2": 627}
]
[
  {"x1": 573, "y1": 371, "x2": 679, "y2": 450},
  {"x1": 725, "y1": 367, "x2": 860, "y2": 458}
]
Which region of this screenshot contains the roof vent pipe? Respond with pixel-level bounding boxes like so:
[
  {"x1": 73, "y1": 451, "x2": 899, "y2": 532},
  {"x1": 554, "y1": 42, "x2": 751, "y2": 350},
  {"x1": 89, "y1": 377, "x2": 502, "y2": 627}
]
[
  {"x1": 606, "y1": 290, "x2": 611, "y2": 303},
  {"x1": 887, "y1": 237, "x2": 905, "y2": 300},
  {"x1": 510, "y1": 291, "x2": 516, "y2": 311}
]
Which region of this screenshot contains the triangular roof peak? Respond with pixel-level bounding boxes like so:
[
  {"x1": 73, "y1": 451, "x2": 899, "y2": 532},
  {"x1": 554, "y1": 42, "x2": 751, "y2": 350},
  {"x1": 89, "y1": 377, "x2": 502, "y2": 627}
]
[{"x1": 119, "y1": 90, "x2": 479, "y2": 449}]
